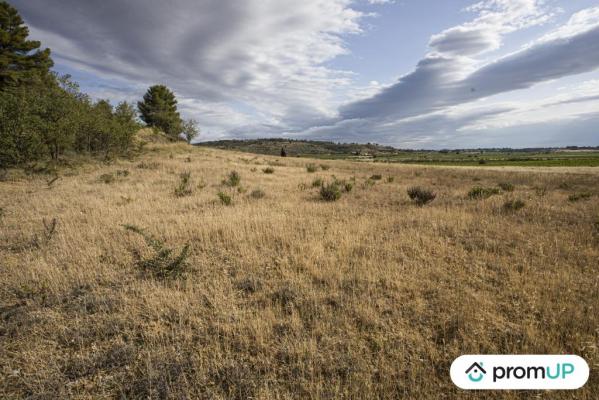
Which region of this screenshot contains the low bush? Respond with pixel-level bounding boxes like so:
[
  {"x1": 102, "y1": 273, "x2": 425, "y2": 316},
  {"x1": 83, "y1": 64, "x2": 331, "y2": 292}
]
[
  {"x1": 568, "y1": 192, "x2": 592, "y2": 202},
  {"x1": 174, "y1": 172, "x2": 192, "y2": 197},
  {"x1": 502, "y1": 199, "x2": 525, "y2": 212},
  {"x1": 123, "y1": 224, "x2": 190, "y2": 279},
  {"x1": 320, "y1": 182, "x2": 342, "y2": 202},
  {"x1": 250, "y1": 189, "x2": 265, "y2": 199},
  {"x1": 468, "y1": 186, "x2": 500, "y2": 199},
  {"x1": 320, "y1": 164, "x2": 330, "y2": 171},
  {"x1": 218, "y1": 191, "x2": 232, "y2": 205},
  {"x1": 137, "y1": 161, "x2": 160, "y2": 170},
  {"x1": 344, "y1": 182, "x2": 354, "y2": 192},
  {"x1": 387, "y1": 176, "x2": 395, "y2": 183},
  {"x1": 262, "y1": 167, "x2": 275, "y2": 174},
  {"x1": 306, "y1": 163, "x2": 318, "y2": 173},
  {"x1": 223, "y1": 170, "x2": 241, "y2": 187},
  {"x1": 370, "y1": 174, "x2": 382, "y2": 181},
  {"x1": 99, "y1": 173, "x2": 115, "y2": 184},
  {"x1": 407, "y1": 187, "x2": 436, "y2": 206},
  {"x1": 498, "y1": 182, "x2": 514, "y2": 192},
  {"x1": 312, "y1": 178, "x2": 324, "y2": 188}
]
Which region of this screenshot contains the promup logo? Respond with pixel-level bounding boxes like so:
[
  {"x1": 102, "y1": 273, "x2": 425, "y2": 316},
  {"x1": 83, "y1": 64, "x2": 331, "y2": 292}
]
[
  {"x1": 451, "y1": 355, "x2": 589, "y2": 390},
  {"x1": 465, "y1": 362, "x2": 486, "y2": 382}
]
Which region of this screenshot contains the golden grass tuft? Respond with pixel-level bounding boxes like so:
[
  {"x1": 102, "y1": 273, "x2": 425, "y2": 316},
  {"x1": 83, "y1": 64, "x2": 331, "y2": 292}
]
[{"x1": 1, "y1": 143, "x2": 598, "y2": 398}]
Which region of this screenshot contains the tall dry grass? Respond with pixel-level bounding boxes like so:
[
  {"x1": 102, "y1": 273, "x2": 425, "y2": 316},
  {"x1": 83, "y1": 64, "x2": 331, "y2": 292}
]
[{"x1": 1, "y1": 143, "x2": 598, "y2": 399}]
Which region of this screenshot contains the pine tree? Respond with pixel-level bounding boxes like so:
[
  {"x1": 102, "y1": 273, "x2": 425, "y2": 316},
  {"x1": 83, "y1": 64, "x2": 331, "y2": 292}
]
[
  {"x1": 0, "y1": 1, "x2": 53, "y2": 88},
  {"x1": 137, "y1": 85, "x2": 183, "y2": 139}
]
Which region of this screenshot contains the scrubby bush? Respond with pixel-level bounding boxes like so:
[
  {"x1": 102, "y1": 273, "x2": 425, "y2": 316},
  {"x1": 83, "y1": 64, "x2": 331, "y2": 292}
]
[
  {"x1": 123, "y1": 224, "x2": 190, "y2": 279},
  {"x1": 498, "y1": 182, "x2": 514, "y2": 192},
  {"x1": 306, "y1": 163, "x2": 318, "y2": 173},
  {"x1": 99, "y1": 173, "x2": 115, "y2": 184},
  {"x1": 407, "y1": 187, "x2": 436, "y2": 205},
  {"x1": 218, "y1": 191, "x2": 232, "y2": 205},
  {"x1": 344, "y1": 182, "x2": 354, "y2": 192},
  {"x1": 174, "y1": 171, "x2": 192, "y2": 197},
  {"x1": 223, "y1": 170, "x2": 241, "y2": 187},
  {"x1": 250, "y1": 189, "x2": 265, "y2": 199},
  {"x1": 468, "y1": 186, "x2": 500, "y2": 199},
  {"x1": 568, "y1": 192, "x2": 592, "y2": 202},
  {"x1": 262, "y1": 167, "x2": 274, "y2": 174},
  {"x1": 312, "y1": 178, "x2": 323, "y2": 188},
  {"x1": 137, "y1": 161, "x2": 160, "y2": 169},
  {"x1": 370, "y1": 174, "x2": 382, "y2": 181},
  {"x1": 320, "y1": 182, "x2": 342, "y2": 202},
  {"x1": 502, "y1": 199, "x2": 525, "y2": 212}
]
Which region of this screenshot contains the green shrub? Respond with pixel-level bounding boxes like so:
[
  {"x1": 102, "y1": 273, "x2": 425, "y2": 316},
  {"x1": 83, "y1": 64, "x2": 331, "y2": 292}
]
[
  {"x1": 502, "y1": 199, "x2": 525, "y2": 212},
  {"x1": 370, "y1": 174, "x2": 382, "y2": 180},
  {"x1": 99, "y1": 173, "x2": 115, "y2": 184},
  {"x1": 319, "y1": 182, "x2": 342, "y2": 202},
  {"x1": 250, "y1": 189, "x2": 265, "y2": 199},
  {"x1": 174, "y1": 171, "x2": 192, "y2": 197},
  {"x1": 468, "y1": 186, "x2": 500, "y2": 199},
  {"x1": 137, "y1": 161, "x2": 160, "y2": 169},
  {"x1": 123, "y1": 224, "x2": 190, "y2": 279},
  {"x1": 407, "y1": 187, "x2": 436, "y2": 205},
  {"x1": 312, "y1": 178, "x2": 324, "y2": 187},
  {"x1": 306, "y1": 163, "x2": 318, "y2": 173},
  {"x1": 568, "y1": 192, "x2": 592, "y2": 202},
  {"x1": 223, "y1": 170, "x2": 241, "y2": 187},
  {"x1": 478, "y1": 159, "x2": 487, "y2": 165},
  {"x1": 498, "y1": 182, "x2": 514, "y2": 192},
  {"x1": 218, "y1": 191, "x2": 232, "y2": 205},
  {"x1": 262, "y1": 167, "x2": 275, "y2": 174},
  {"x1": 344, "y1": 182, "x2": 354, "y2": 192}
]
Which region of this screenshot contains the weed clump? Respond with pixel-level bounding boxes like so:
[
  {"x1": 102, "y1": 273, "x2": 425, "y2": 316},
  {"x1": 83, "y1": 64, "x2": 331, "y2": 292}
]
[
  {"x1": 306, "y1": 163, "x2": 318, "y2": 173},
  {"x1": 370, "y1": 174, "x2": 382, "y2": 181},
  {"x1": 387, "y1": 176, "x2": 395, "y2": 183},
  {"x1": 123, "y1": 224, "x2": 190, "y2": 279},
  {"x1": 262, "y1": 167, "x2": 275, "y2": 174},
  {"x1": 407, "y1": 187, "x2": 436, "y2": 206},
  {"x1": 116, "y1": 170, "x2": 129, "y2": 177},
  {"x1": 468, "y1": 186, "x2": 500, "y2": 199},
  {"x1": 320, "y1": 182, "x2": 342, "y2": 202},
  {"x1": 99, "y1": 173, "x2": 115, "y2": 184},
  {"x1": 250, "y1": 189, "x2": 265, "y2": 199},
  {"x1": 312, "y1": 178, "x2": 324, "y2": 188},
  {"x1": 174, "y1": 172, "x2": 193, "y2": 197},
  {"x1": 344, "y1": 182, "x2": 354, "y2": 192},
  {"x1": 568, "y1": 192, "x2": 592, "y2": 202},
  {"x1": 502, "y1": 199, "x2": 525, "y2": 212},
  {"x1": 218, "y1": 191, "x2": 233, "y2": 205},
  {"x1": 320, "y1": 164, "x2": 330, "y2": 171},
  {"x1": 498, "y1": 182, "x2": 514, "y2": 192},
  {"x1": 223, "y1": 170, "x2": 241, "y2": 187},
  {"x1": 137, "y1": 161, "x2": 160, "y2": 170}
]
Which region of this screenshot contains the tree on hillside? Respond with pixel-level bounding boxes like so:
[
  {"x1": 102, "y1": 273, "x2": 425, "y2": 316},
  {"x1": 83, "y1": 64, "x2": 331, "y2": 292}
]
[
  {"x1": 137, "y1": 85, "x2": 183, "y2": 139},
  {"x1": 182, "y1": 119, "x2": 199, "y2": 144},
  {"x1": 0, "y1": 1, "x2": 53, "y2": 88}
]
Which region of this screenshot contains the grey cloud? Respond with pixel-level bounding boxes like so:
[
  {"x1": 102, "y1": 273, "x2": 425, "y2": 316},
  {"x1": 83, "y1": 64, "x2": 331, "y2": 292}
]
[
  {"x1": 429, "y1": 27, "x2": 499, "y2": 55},
  {"x1": 340, "y1": 24, "x2": 599, "y2": 123},
  {"x1": 14, "y1": 0, "x2": 363, "y2": 131}
]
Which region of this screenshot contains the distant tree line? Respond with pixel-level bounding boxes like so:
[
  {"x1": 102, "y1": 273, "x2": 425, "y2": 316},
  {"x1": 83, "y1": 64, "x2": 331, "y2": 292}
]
[{"x1": 0, "y1": 1, "x2": 198, "y2": 168}]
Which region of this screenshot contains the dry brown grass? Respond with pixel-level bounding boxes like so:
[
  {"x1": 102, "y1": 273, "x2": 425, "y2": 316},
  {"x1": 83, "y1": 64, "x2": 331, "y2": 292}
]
[{"x1": 1, "y1": 142, "x2": 598, "y2": 399}]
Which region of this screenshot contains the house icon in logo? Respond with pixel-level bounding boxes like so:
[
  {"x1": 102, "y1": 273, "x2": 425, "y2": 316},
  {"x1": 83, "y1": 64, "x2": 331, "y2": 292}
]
[{"x1": 465, "y1": 362, "x2": 487, "y2": 382}]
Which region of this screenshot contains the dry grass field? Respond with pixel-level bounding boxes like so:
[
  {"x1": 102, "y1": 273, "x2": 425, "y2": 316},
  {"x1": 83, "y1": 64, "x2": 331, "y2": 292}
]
[{"x1": 1, "y1": 142, "x2": 598, "y2": 399}]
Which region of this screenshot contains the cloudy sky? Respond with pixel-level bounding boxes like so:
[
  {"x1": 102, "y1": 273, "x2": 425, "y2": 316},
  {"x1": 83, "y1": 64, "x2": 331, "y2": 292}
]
[{"x1": 15, "y1": 0, "x2": 599, "y2": 148}]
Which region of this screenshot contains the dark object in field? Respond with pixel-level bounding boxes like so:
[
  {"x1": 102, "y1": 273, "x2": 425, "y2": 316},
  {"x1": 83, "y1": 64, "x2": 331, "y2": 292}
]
[
  {"x1": 320, "y1": 182, "x2": 342, "y2": 202},
  {"x1": 280, "y1": 147, "x2": 287, "y2": 157},
  {"x1": 502, "y1": 199, "x2": 525, "y2": 212},
  {"x1": 407, "y1": 187, "x2": 436, "y2": 205}
]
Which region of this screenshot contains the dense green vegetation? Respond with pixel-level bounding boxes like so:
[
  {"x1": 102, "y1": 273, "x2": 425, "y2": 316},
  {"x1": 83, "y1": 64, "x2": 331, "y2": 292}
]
[
  {"x1": 0, "y1": 1, "x2": 140, "y2": 168},
  {"x1": 197, "y1": 139, "x2": 599, "y2": 167},
  {"x1": 0, "y1": 1, "x2": 194, "y2": 169}
]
